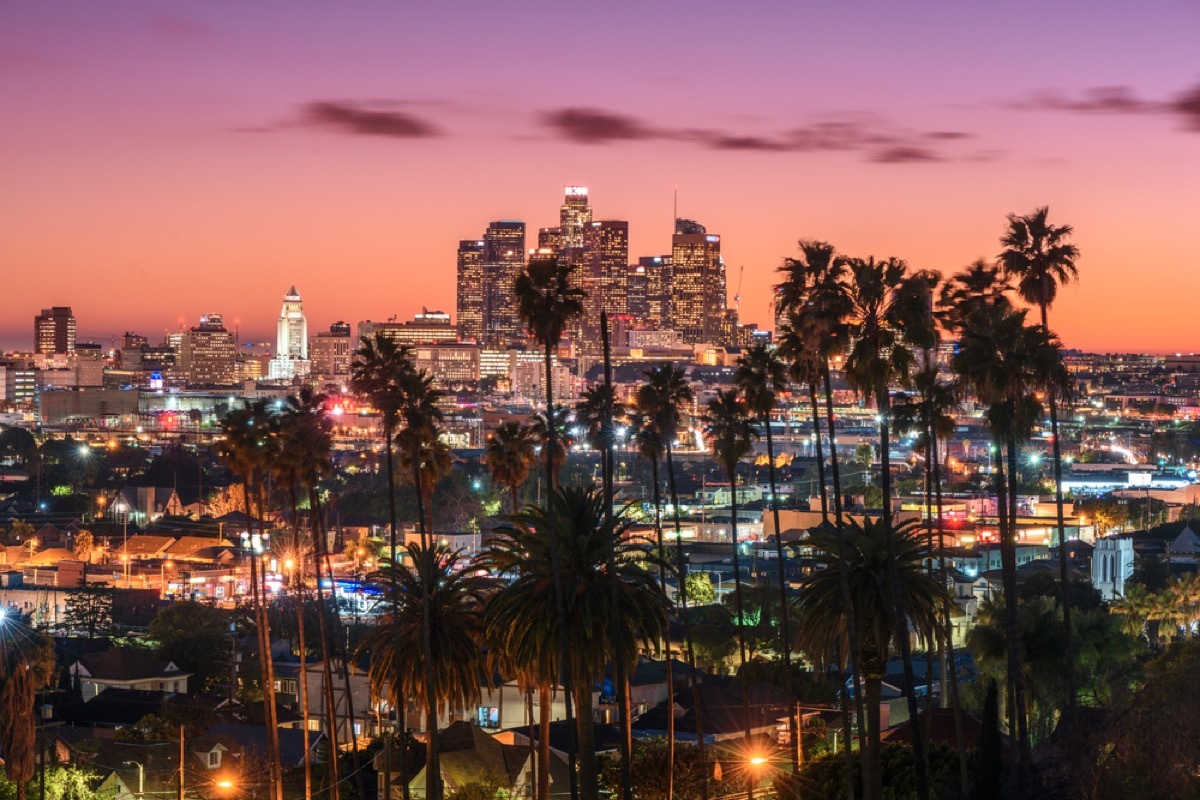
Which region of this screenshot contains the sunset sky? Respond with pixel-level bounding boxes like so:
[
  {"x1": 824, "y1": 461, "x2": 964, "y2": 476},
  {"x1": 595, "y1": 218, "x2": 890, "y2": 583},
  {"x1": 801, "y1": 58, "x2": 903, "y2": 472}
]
[{"x1": 3, "y1": 1, "x2": 1197, "y2": 352}]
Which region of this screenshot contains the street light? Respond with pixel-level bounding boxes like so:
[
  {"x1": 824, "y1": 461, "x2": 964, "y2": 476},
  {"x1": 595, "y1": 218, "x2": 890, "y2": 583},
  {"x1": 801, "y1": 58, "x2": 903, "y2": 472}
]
[{"x1": 122, "y1": 760, "x2": 145, "y2": 796}]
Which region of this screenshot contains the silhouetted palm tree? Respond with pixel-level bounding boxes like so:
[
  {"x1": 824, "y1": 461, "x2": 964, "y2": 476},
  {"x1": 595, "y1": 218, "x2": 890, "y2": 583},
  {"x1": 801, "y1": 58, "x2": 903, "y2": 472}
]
[
  {"x1": 638, "y1": 365, "x2": 709, "y2": 798},
  {"x1": 702, "y1": 389, "x2": 757, "y2": 772},
  {"x1": 484, "y1": 422, "x2": 538, "y2": 513},
  {"x1": 530, "y1": 405, "x2": 574, "y2": 488},
  {"x1": 359, "y1": 544, "x2": 491, "y2": 800},
  {"x1": 216, "y1": 400, "x2": 284, "y2": 800},
  {"x1": 795, "y1": 518, "x2": 948, "y2": 800},
  {"x1": 840, "y1": 255, "x2": 931, "y2": 800},
  {"x1": 1000, "y1": 206, "x2": 1080, "y2": 707},
  {"x1": 951, "y1": 303, "x2": 1060, "y2": 783},
  {"x1": 485, "y1": 488, "x2": 669, "y2": 800},
  {"x1": 734, "y1": 342, "x2": 801, "y2": 770},
  {"x1": 514, "y1": 254, "x2": 586, "y2": 800}
]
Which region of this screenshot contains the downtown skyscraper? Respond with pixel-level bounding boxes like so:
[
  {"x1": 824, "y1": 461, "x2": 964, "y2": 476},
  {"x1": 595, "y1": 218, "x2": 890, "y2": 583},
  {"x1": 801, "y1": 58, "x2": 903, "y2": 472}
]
[
  {"x1": 482, "y1": 220, "x2": 527, "y2": 346},
  {"x1": 456, "y1": 239, "x2": 485, "y2": 343},
  {"x1": 268, "y1": 285, "x2": 309, "y2": 380},
  {"x1": 671, "y1": 218, "x2": 727, "y2": 343}
]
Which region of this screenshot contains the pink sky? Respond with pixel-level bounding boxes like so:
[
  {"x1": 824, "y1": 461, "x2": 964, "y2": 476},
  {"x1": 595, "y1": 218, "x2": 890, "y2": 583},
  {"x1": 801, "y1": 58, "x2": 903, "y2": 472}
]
[{"x1": 2, "y1": 1, "x2": 1198, "y2": 352}]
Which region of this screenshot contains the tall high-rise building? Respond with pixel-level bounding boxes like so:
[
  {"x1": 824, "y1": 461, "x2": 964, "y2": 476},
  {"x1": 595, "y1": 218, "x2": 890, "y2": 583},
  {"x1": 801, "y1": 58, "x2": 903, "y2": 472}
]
[
  {"x1": 671, "y1": 219, "x2": 725, "y2": 343},
  {"x1": 179, "y1": 314, "x2": 237, "y2": 386},
  {"x1": 537, "y1": 227, "x2": 562, "y2": 252},
  {"x1": 637, "y1": 255, "x2": 673, "y2": 329},
  {"x1": 584, "y1": 220, "x2": 629, "y2": 348},
  {"x1": 627, "y1": 263, "x2": 649, "y2": 322},
  {"x1": 456, "y1": 240, "x2": 485, "y2": 343},
  {"x1": 482, "y1": 221, "x2": 527, "y2": 346},
  {"x1": 269, "y1": 286, "x2": 310, "y2": 380},
  {"x1": 34, "y1": 307, "x2": 76, "y2": 355},
  {"x1": 559, "y1": 187, "x2": 592, "y2": 250}
]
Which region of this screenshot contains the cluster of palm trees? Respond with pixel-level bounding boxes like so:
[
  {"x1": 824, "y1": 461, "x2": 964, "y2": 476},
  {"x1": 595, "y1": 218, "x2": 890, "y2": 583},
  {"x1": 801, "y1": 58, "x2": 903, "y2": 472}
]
[
  {"x1": 769, "y1": 207, "x2": 1079, "y2": 799},
  {"x1": 1113, "y1": 574, "x2": 1200, "y2": 647},
  {"x1": 207, "y1": 210, "x2": 1077, "y2": 800}
]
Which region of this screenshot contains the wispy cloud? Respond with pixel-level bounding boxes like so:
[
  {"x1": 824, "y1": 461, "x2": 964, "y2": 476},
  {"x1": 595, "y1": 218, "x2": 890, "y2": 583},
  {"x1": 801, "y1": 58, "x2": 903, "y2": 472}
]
[
  {"x1": 1004, "y1": 82, "x2": 1200, "y2": 131},
  {"x1": 540, "y1": 107, "x2": 973, "y2": 163},
  {"x1": 277, "y1": 101, "x2": 443, "y2": 138}
]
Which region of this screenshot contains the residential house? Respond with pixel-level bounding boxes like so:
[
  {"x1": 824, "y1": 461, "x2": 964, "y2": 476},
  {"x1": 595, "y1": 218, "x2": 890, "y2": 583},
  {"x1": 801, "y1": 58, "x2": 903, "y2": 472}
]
[{"x1": 70, "y1": 646, "x2": 191, "y2": 700}]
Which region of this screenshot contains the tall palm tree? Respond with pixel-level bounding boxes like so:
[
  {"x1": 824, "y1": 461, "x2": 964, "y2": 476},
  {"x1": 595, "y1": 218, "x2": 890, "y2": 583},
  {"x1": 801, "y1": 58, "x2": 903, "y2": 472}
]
[
  {"x1": 358, "y1": 544, "x2": 491, "y2": 799},
  {"x1": 351, "y1": 333, "x2": 415, "y2": 799},
  {"x1": 776, "y1": 240, "x2": 864, "y2": 797},
  {"x1": 701, "y1": 389, "x2": 757, "y2": 772},
  {"x1": 638, "y1": 365, "x2": 709, "y2": 799},
  {"x1": 397, "y1": 368, "x2": 446, "y2": 548},
  {"x1": 950, "y1": 303, "x2": 1059, "y2": 783},
  {"x1": 999, "y1": 206, "x2": 1080, "y2": 707},
  {"x1": 630, "y1": 411, "x2": 678, "y2": 800},
  {"x1": 514, "y1": 254, "x2": 586, "y2": 800},
  {"x1": 795, "y1": 518, "x2": 948, "y2": 800},
  {"x1": 216, "y1": 400, "x2": 284, "y2": 800},
  {"x1": 733, "y1": 342, "x2": 800, "y2": 769},
  {"x1": 484, "y1": 487, "x2": 669, "y2": 800},
  {"x1": 840, "y1": 256, "x2": 930, "y2": 800},
  {"x1": 0, "y1": 615, "x2": 55, "y2": 800},
  {"x1": 484, "y1": 422, "x2": 538, "y2": 514}
]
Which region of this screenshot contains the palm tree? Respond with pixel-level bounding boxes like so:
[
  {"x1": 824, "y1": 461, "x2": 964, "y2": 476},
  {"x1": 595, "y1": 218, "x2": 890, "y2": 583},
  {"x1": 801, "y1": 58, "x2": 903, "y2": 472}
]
[
  {"x1": 1000, "y1": 206, "x2": 1081, "y2": 707},
  {"x1": 701, "y1": 389, "x2": 757, "y2": 770},
  {"x1": 950, "y1": 303, "x2": 1060, "y2": 782},
  {"x1": 216, "y1": 400, "x2": 284, "y2": 800},
  {"x1": 514, "y1": 254, "x2": 586, "y2": 800},
  {"x1": 638, "y1": 365, "x2": 709, "y2": 798},
  {"x1": 351, "y1": 333, "x2": 415, "y2": 799},
  {"x1": 0, "y1": 614, "x2": 55, "y2": 800},
  {"x1": 776, "y1": 240, "x2": 863, "y2": 797},
  {"x1": 795, "y1": 518, "x2": 948, "y2": 800},
  {"x1": 840, "y1": 255, "x2": 931, "y2": 800},
  {"x1": 484, "y1": 487, "x2": 669, "y2": 800},
  {"x1": 733, "y1": 342, "x2": 800, "y2": 769},
  {"x1": 530, "y1": 405, "x2": 574, "y2": 488},
  {"x1": 358, "y1": 543, "x2": 491, "y2": 800},
  {"x1": 484, "y1": 422, "x2": 538, "y2": 514},
  {"x1": 630, "y1": 411, "x2": 678, "y2": 800},
  {"x1": 397, "y1": 368, "x2": 446, "y2": 548}
]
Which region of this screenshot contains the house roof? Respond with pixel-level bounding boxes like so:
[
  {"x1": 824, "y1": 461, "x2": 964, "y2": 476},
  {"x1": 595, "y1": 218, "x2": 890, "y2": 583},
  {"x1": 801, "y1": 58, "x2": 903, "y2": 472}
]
[
  {"x1": 411, "y1": 722, "x2": 530, "y2": 792},
  {"x1": 118, "y1": 535, "x2": 176, "y2": 557},
  {"x1": 75, "y1": 646, "x2": 187, "y2": 682},
  {"x1": 72, "y1": 688, "x2": 169, "y2": 726},
  {"x1": 206, "y1": 723, "x2": 320, "y2": 768},
  {"x1": 166, "y1": 536, "x2": 236, "y2": 560}
]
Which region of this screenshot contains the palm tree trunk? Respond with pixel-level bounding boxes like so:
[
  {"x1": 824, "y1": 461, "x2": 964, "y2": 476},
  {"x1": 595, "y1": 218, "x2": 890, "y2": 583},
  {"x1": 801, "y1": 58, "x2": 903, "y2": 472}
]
[
  {"x1": 1004, "y1": 440, "x2": 1033, "y2": 781},
  {"x1": 576, "y1": 682, "x2": 600, "y2": 800},
  {"x1": 666, "y1": 441, "x2": 707, "y2": 800},
  {"x1": 1041, "y1": 302, "x2": 1076, "y2": 708},
  {"x1": 544, "y1": 341, "x2": 579, "y2": 800},
  {"x1": 864, "y1": 672, "x2": 883, "y2": 800},
  {"x1": 309, "y1": 492, "x2": 342, "y2": 800},
  {"x1": 728, "y1": 467, "x2": 753, "y2": 793},
  {"x1": 600, "y1": 312, "x2": 633, "y2": 800},
  {"x1": 930, "y1": 433, "x2": 968, "y2": 797},
  {"x1": 384, "y1": 422, "x2": 410, "y2": 800},
  {"x1": 875, "y1": 388, "x2": 929, "y2": 800},
  {"x1": 512, "y1": 485, "x2": 521, "y2": 516},
  {"x1": 823, "y1": 367, "x2": 867, "y2": 787},
  {"x1": 651, "y1": 456, "x2": 675, "y2": 800},
  {"x1": 297, "y1": 559, "x2": 313, "y2": 800},
  {"x1": 245, "y1": 478, "x2": 283, "y2": 800},
  {"x1": 411, "y1": 457, "x2": 442, "y2": 800},
  {"x1": 539, "y1": 684, "x2": 552, "y2": 800},
  {"x1": 808, "y1": 383, "x2": 830, "y2": 522},
  {"x1": 763, "y1": 411, "x2": 798, "y2": 773},
  {"x1": 526, "y1": 687, "x2": 537, "y2": 800}
]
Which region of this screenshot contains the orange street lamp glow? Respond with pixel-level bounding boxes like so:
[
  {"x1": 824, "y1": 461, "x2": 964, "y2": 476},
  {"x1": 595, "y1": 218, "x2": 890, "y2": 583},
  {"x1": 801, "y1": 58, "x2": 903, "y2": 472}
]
[
  {"x1": 217, "y1": 780, "x2": 234, "y2": 789},
  {"x1": 748, "y1": 756, "x2": 767, "y2": 767}
]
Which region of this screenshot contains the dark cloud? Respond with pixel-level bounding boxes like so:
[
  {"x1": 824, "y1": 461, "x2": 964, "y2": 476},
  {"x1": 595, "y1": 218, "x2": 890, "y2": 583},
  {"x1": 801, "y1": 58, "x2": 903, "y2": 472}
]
[
  {"x1": 1170, "y1": 84, "x2": 1200, "y2": 130},
  {"x1": 300, "y1": 101, "x2": 441, "y2": 138},
  {"x1": 1005, "y1": 82, "x2": 1200, "y2": 132},
  {"x1": 542, "y1": 108, "x2": 656, "y2": 143},
  {"x1": 539, "y1": 107, "x2": 970, "y2": 163},
  {"x1": 871, "y1": 146, "x2": 942, "y2": 164}
]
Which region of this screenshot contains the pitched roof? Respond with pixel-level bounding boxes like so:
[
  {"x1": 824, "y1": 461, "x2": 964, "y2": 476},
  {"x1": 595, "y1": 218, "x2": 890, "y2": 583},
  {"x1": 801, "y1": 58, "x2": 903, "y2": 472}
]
[
  {"x1": 75, "y1": 646, "x2": 187, "y2": 682},
  {"x1": 165, "y1": 536, "x2": 236, "y2": 560}
]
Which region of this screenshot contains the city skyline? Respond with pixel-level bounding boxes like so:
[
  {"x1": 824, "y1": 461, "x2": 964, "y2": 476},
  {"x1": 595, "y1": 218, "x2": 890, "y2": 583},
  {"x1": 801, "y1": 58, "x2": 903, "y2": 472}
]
[{"x1": 3, "y1": 2, "x2": 1198, "y2": 352}]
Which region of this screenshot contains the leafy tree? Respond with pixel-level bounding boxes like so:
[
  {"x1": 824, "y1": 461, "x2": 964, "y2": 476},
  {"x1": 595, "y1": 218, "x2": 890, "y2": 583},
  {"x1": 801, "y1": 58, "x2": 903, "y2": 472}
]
[
  {"x1": 599, "y1": 741, "x2": 747, "y2": 800},
  {"x1": 1075, "y1": 496, "x2": 1129, "y2": 536},
  {"x1": 61, "y1": 586, "x2": 113, "y2": 639},
  {"x1": 684, "y1": 572, "x2": 716, "y2": 606},
  {"x1": 1128, "y1": 554, "x2": 1172, "y2": 593},
  {"x1": 148, "y1": 601, "x2": 231, "y2": 691},
  {"x1": 0, "y1": 427, "x2": 36, "y2": 465}
]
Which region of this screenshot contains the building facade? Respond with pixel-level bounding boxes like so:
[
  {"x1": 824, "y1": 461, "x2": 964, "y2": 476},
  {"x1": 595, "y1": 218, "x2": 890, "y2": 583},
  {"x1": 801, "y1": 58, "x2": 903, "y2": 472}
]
[
  {"x1": 34, "y1": 307, "x2": 76, "y2": 355},
  {"x1": 269, "y1": 285, "x2": 310, "y2": 380},
  {"x1": 456, "y1": 240, "x2": 485, "y2": 343}
]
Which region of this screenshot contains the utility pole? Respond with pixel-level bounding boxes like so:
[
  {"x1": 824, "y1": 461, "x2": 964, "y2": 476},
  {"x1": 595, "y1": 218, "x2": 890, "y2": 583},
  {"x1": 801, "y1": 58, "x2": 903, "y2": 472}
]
[{"x1": 179, "y1": 723, "x2": 186, "y2": 800}]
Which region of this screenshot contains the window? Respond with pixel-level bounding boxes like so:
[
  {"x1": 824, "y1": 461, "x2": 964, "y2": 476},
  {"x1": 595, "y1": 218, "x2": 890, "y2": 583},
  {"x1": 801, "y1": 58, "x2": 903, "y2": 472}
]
[{"x1": 208, "y1": 751, "x2": 221, "y2": 768}]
